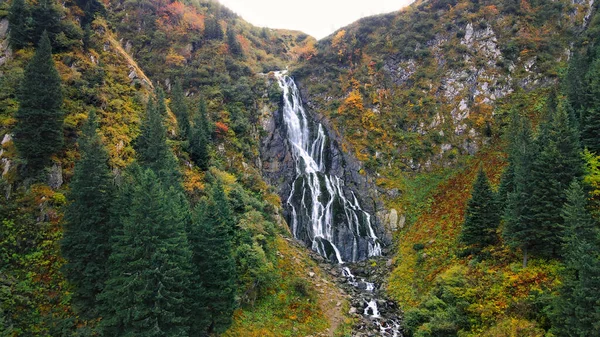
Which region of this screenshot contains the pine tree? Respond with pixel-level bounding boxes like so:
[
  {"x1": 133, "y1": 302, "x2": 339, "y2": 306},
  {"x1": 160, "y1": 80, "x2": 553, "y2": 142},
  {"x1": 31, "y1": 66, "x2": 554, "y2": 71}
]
[
  {"x1": 564, "y1": 51, "x2": 589, "y2": 118},
  {"x1": 459, "y1": 168, "x2": 500, "y2": 257},
  {"x1": 227, "y1": 28, "x2": 242, "y2": 56},
  {"x1": 31, "y1": 0, "x2": 62, "y2": 44},
  {"x1": 62, "y1": 111, "x2": 114, "y2": 319},
  {"x1": 76, "y1": 0, "x2": 105, "y2": 26},
  {"x1": 190, "y1": 182, "x2": 236, "y2": 334},
  {"x1": 496, "y1": 163, "x2": 514, "y2": 208},
  {"x1": 156, "y1": 88, "x2": 168, "y2": 116},
  {"x1": 502, "y1": 115, "x2": 537, "y2": 267},
  {"x1": 582, "y1": 57, "x2": 600, "y2": 154},
  {"x1": 99, "y1": 168, "x2": 193, "y2": 337},
  {"x1": 561, "y1": 181, "x2": 597, "y2": 246},
  {"x1": 8, "y1": 0, "x2": 30, "y2": 49},
  {"x1": 527, "y1": 102, "x2": 583, "y2": 258},
  {"x1": 135, "y1": 90, "x2": 180, "y2": 187},
  {"x1": 170, "y1": 81, "x2": 190, "y2": 139},
  {"x1": 550, "y1": 181, "x2": 600, "y2": 336},
  {"x1": 14, "y1": 31, "x2": 64, "y2": 176},
  {"x1": 204, "y1": 16, "x2": 223, "y2": 40},
  {"x1": 503, "y1": 103, "x2": 584, "y2": 264},
  {"x1": 189, "y1": 99, "x2": 210, "y2": 170}
]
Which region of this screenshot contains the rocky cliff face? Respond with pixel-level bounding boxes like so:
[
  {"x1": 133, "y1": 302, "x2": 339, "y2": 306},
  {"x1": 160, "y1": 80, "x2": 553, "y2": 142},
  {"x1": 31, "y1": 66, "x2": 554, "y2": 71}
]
[
  {"x1": 260, "y1": 74, "x2": 391, "y2": 262},
  {"x1": 294, "y1": 0, "x2": 595, "y2": 173}
]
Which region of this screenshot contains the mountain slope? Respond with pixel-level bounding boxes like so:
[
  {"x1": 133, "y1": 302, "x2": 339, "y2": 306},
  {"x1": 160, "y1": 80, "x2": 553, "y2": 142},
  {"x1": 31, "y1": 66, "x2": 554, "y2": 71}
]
[
  {"x1": 0, "y1": 0, "x2": 344, "y2": 336},
  {"x1": 289, "y1": 0, "x2": 599, "y2": 335},
  {"x1": 1, "y1": 0, "x2": 599, "y2": 336}
]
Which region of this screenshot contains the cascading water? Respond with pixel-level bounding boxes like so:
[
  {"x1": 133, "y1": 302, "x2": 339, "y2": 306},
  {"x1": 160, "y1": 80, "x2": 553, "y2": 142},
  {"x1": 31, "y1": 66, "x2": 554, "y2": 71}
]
[
  {"x1": 275, "y1": 71, "x2": 382, "y2": 263},
  {"x1": 342, "y1": 267, "x2": 402, "y2": 337}
]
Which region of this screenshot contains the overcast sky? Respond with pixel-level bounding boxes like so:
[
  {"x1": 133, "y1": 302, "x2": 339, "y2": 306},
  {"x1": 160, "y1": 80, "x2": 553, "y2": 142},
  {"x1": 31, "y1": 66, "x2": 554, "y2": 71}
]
[{"x1": 217, "y1": 0, "x2": 414, "y2": 40}]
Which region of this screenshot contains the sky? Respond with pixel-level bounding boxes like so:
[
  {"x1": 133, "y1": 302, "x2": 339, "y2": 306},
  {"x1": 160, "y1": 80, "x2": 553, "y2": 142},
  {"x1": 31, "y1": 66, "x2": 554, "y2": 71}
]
[{"x1": 217, "y1": 0, "x2": 414, "y2": 40}]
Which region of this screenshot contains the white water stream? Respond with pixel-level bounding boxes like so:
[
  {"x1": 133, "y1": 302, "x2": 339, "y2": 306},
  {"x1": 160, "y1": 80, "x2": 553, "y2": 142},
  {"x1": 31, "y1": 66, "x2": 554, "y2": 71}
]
[
  {"x1": 275, "y1": 71, "x2": 382, "y2": 263},
  {"x1": 342, "y1": 267, "x2": 402, "y2": 336}
]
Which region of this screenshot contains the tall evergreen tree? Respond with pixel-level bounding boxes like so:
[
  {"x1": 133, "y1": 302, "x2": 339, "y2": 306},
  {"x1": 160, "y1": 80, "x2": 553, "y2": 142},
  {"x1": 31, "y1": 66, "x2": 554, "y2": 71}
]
[
  {"x1": 62, "y1": 111, "x2": 114, "y2": 319},
  {"x1": 14, "y1": 31, "x2": 64, "y2": 176},
  {"x1": 502, "y1": 115, "x2": 537, "y2": 267},
  {"x1": 227, "y1": 28, "x2": 243, "y2": 56},
  {"x1": 459, "y1": 168, "x2": 500, "y2": 257},
  {"x1": 204, "y1": 16, "x2": 223, "y2": 40},
  {"x1": 550, "y1": 181, "x2": 600, "y2": 336},
  {"x1": 582, "y1": 57, "x2": 600, "y2": 153},
  {"x1": 135, "y1": 91, "x2": 180, "y2": 187},
  {"x1": 190, "y1": 182, "x2": 236, "y2": 333},
  {"x1": 503, "y1": 103, "x2": 584, "y2": 264},
  {"x1": 496, "y1": 163, "x2": 514, "y2": 208},
  {"x1": 8, "y1": 0, "x2": 30, "y2": 49},
  {"x1": 527, "y1": 102, "x2": 583, "y2": 258},
  {"x1": 99, "y1": 168, "x2": 193, "y2": 337},
  {"x1": 76, "y1": 0, "x2": 105, "y2": 26},
  {"x1": 31, "y1": 0, "x2": 62, "y2": 44},
  {"x1": 561, "y1": 181, "x2": 598, "y2": 246},
  {"x1": 564, "y1": 51, "x2": 589, "y2": 118},
  {"x1": 156, "y1": 88, "x2": 168, "y2": 117},
  {"x1": 170, "y1": 82, "x2": 190, "y2": 139},
  {"x1": 189, "y1": 99, "x2": 210, "y2": 170}
]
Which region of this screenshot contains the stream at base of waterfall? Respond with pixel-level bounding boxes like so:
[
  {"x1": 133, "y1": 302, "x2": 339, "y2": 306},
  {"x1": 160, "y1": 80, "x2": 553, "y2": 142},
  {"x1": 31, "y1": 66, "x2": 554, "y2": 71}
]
[
  {"x1": 275, "y1": 71, "x2": 402, "y2": 336},
  {"x1": 341, "y1": 265, "x2": 402, "y2": 337}
]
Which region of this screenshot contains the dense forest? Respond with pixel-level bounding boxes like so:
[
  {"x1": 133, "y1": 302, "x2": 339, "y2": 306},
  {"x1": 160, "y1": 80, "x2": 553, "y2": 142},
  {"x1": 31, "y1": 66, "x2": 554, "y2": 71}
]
[{"x1": 0, "y1": 0, "x2": 599, "y2": 336}]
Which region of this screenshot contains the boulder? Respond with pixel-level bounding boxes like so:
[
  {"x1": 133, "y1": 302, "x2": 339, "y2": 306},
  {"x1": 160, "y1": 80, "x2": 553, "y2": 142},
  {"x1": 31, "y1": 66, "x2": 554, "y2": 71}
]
[{"x1": 48, "y1": 163, "x2": 63, "y2": 190}]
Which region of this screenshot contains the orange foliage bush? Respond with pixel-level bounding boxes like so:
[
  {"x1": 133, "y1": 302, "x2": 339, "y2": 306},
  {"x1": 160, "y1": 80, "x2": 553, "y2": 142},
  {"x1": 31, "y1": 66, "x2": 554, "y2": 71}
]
[
  {"x1": 159, "y1": 1, "x2": 204, "y2": 32},
  {"x1": 215, "y1": 121, "x2": 229, "y2": 136}
]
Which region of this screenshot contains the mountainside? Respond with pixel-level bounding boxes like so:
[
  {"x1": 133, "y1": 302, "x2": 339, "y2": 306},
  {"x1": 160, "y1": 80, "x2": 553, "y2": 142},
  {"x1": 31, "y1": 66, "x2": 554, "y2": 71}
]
[
  {"x1": 290, "y1": 0, "x2": 600, "y2": 335},
  {"x1": 296, "y1": 0, "x2": 592, "y2": 172},
  {"x1": 1, "y1": 0, "x2": 600, "y2": 336},
  {"x1": 0, "y1": 0, "x2": 343, "y2": 336}
]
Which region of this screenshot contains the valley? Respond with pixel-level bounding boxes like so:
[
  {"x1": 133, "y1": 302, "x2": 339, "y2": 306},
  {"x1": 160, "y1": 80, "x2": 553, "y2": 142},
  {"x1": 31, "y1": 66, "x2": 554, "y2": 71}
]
[{"x1": 1, "y1": 0, "x2": 600, "y2": 336}]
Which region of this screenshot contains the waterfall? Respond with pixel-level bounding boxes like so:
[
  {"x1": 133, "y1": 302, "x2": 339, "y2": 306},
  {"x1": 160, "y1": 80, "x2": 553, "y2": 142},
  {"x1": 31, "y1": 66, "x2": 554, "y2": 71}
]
[{"x1": 275, "y1": 71, "x2": 382, "y2": 263}]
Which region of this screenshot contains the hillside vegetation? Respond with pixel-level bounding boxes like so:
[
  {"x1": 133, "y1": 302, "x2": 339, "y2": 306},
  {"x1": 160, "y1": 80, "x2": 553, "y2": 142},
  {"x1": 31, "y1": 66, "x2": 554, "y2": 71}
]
[
  {"x1": 293, "y1": 0, "x2": 600, "y2": 335},
  {"x1": 0, "y1": 0, "x2": 340, "y2": 336},
  {"x1": 1, "y1": 0, "x2": 599, "y2": 336}
]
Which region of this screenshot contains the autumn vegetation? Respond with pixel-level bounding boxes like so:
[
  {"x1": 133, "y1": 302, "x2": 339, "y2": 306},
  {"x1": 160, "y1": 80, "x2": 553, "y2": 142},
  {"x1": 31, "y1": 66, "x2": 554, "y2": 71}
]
[{"x1": 1, "y1": 0, "x2": 600, "y2": 336}]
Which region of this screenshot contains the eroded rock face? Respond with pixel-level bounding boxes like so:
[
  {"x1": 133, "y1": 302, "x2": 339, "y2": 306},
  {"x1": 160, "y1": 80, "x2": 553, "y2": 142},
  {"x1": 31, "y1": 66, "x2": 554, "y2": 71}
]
[
  {"x1": 48, "y1": 163, "x2": 63, "y2": 190},
  {"x1": 260, "y1": 75, "x2": 391, "y2": 262}
]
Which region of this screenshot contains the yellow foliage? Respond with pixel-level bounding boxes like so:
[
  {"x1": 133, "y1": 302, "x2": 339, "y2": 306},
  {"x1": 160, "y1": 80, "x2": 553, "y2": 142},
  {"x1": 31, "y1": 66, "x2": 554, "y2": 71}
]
[
  {"x1": 361, "y1": 110, "x2": 376, "y2": 129},
  {"x1": 339, "y1": 90, "x2": 364, "y2": 115},
  {"x1": 209, "y1": 167, "x2": 238, "y2": 193},
  {"x1": 183, "y1": 167, "x2": 205, "y2": 194},
  {"x1": 291, "y1": 39, "x2": 317, "y2": 61},
  {"x1": 166, "y1": 49, "x2": 186, "y2": 67},
  {"x1": 332, "y1": 30, "x2": 346, "y2": 50},
  {"x1": 480, "y1": 318, "x2": 545, "y2": 337},
  {"x1": 332, "y1": 30, "x2": 347, "y2": 59}
]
